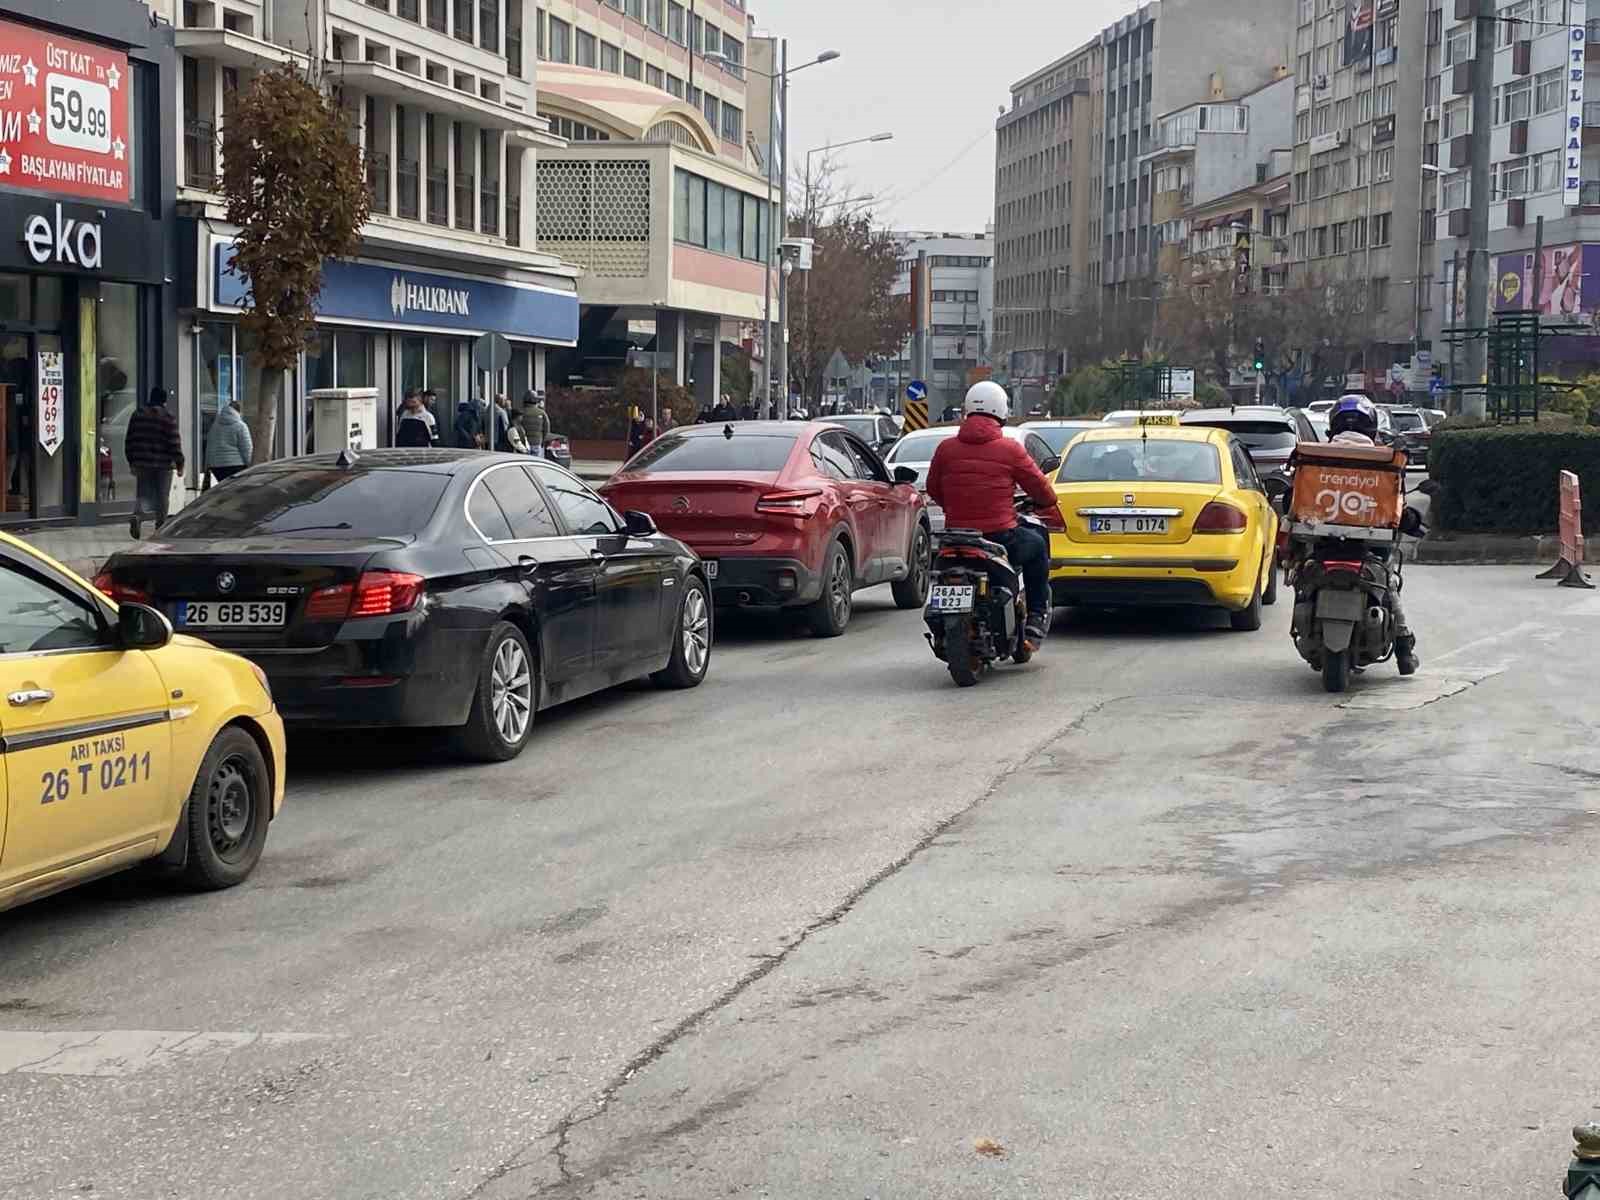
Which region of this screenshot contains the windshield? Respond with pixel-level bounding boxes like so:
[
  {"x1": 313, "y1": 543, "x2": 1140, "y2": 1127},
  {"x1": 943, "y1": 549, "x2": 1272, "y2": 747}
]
[
  {"x1": 1184, "y1": 421, "x2": 1297, "y2": 454},
  {"x1": 829, "y1": 417, "x2": 878, "y2": 437},
  {"x1": 1030, "y1": 425, "x2": 1093, "y2": 454},
  {"x1": 1388, "y1": 410, "x2": 1425, "y2": 431},
  {"x1": 625, "y1": 432, "x2": 798, "y2": 472},
  {"x1": 160, "y1": 468, "x2": 449, "y2": 539},
  {"x1": 884, "y1": 430, "x2": 957, "y2": 464},
  {"x1": 1061, "y1": 439, "x2": 1222, "y2": 484}
]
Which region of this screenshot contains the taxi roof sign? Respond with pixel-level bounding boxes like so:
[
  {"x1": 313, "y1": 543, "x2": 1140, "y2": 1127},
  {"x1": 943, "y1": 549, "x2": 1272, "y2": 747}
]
[{"x1": 1135, "y1": 412, "x2": 1180, "y2": 426}]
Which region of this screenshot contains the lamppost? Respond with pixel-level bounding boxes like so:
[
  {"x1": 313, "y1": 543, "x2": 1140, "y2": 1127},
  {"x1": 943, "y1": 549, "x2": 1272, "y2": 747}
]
[
  {"x1": 710, "y1": 47, "x2": 841, "y2": 418},
  {"x1": 796, "y1": 132, "x2": 892, "y2": 412}
]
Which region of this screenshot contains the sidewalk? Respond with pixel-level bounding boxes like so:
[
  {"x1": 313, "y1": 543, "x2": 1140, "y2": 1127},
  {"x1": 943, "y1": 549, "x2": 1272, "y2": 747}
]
[{"x1": 11, "y1": 458, "x2": 627, "y2": 580}]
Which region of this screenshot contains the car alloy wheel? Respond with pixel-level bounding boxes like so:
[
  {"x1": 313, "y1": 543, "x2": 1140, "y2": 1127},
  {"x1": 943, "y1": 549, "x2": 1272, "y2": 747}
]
[
  {"x1": 682, "y1": 584, "x2": 710, "y2": 676},
  {"x1": 491, "y1": 636, "x2": 534, "y2": 746},
  {"x1": 828, "y1": 549, "x2": 851, "y2": 627},
  {"x1": 205, "y1": 753, "x2": 257, "y2": 866}
]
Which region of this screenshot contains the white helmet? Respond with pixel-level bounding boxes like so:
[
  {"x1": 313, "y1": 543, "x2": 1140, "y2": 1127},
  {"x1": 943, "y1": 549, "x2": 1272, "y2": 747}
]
[{"x1": 963, "y1": 380, "x2": 1010, "y2": 423}]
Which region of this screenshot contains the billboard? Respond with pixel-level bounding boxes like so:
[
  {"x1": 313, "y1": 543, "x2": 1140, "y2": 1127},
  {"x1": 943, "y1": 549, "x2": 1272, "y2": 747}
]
[
  {"x1": 1344, "y1": 0, "x2": 1375, "y2": 66},
  {"x1": 1566, "y1": 0, "x2": 1589, "y2": 206},
  {"x1": 0, "y1": 17, "x2": 132, "y2": 203},
  {"x1": 1494, "y1": 244, "x2": 1600, "y2": 318}
]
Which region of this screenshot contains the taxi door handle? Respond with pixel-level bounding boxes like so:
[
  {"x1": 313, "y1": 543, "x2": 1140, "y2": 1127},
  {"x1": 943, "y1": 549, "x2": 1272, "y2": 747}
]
[{"x1": 7, "y1": 688, "x2": 53, "y2": 707}]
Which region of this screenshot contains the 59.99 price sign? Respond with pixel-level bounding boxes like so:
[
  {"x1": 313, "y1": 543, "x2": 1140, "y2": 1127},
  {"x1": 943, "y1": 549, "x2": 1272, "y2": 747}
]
[{"x1": 0, "y1": 18, "x2": 130, "y2": 203}]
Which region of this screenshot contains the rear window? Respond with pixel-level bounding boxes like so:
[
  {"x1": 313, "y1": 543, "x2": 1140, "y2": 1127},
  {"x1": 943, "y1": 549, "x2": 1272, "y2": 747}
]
[
  {"x1": 1031, "y1": 425, "x2": 1092, "y2": 454},
  {"x1": 1389, "y1": 411, "x2": 1425, "y2": 431},
  {"x1": 1061, "y1": 439, "x2": 1222, "y2": 485},
  {"x1": 160, "y1": 468, "x2": 449, "y2": 539},
  {"x1": 885, "y1": 431, "x2": 956, "y2": 463},
  {"x1": 1184, "y1": 420, "x2": 1297, "y2": 453},
  {"x1": 626, "y1": 432, "x2": 797, "y2": 472}
]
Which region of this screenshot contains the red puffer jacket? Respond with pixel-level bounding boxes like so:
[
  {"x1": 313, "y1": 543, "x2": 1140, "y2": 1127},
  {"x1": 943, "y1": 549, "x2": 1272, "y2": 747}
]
[{"x1": 925, "y1": 417, "x2": 1059, "y2": 533}]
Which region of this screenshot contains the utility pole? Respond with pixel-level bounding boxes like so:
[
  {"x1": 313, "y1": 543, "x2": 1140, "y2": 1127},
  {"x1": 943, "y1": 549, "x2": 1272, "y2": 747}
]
[
  {"x1": 759, "y1": 42, "x2": 776, "y2": 418},
  {"x1": 1462, "y1": 0, "x2": 1495, "y2": 419},
  {"x1": 775, "y1": 38, "x2": 789, "y2": 419}
]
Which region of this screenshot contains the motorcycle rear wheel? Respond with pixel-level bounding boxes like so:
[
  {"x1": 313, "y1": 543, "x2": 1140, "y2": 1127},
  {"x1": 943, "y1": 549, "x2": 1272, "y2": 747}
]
[
  {"x1": 946, "y1": 619, "x2": 981, "y2": 687},
  {"x1": 1321, "y1": 650, "x2": 1351, "y2": 693}
]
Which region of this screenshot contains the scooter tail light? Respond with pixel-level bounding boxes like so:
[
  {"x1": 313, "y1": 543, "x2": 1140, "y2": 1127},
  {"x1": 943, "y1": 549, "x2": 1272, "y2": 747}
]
[{"x1": 1321, "y1": 559, "x2": 1365, "y2": 574}]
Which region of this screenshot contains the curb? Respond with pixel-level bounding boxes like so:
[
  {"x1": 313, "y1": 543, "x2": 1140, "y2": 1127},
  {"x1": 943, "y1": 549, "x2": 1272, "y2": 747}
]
[{"x1": 1412, "y1": 533, "x2": 1600, "y2": 565}]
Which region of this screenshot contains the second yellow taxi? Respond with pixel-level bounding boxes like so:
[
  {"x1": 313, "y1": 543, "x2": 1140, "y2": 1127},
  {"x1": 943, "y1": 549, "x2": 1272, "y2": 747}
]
[
  {"x1": 0, "y1": 531, "x2": 285, "y2": 914},
  {"x1": 1047, "y1": 425, "x2": 1279, "y2": 629}
]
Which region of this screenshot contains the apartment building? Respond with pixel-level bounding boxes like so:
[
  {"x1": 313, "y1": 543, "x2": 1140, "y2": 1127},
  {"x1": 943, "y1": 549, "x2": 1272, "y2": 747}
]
[
  {"x1": 1286, "y1": 0, "x2": 1429, "y2": 381},
  {"x1": 1432, "y1": 0, "x2": 1600, "y2": 376},
  {"x1": 881, "y1": 232, "x2": 994, "y2": 413},
  {"x1": 156, "y1": 0, "x2": 582, "y2": 466},
  {"x1": 993, "y1": 37, "x2": 1101, "y2": 388}
]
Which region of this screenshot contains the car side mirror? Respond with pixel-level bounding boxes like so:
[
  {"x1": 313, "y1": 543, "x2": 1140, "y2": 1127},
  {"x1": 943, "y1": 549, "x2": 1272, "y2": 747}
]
[
  {"x1": 893, "y1": 466, "x2": 919, "y2": 485},
  {"x1": 1040, "y1": 454, "x2": 1063, "y2": 474},
  {"x1": 623, "y1": 509, "x2": 658, "y2": 537},
  {"x1": 118, "y1": 602, "x2": 173, "y2": 650}
]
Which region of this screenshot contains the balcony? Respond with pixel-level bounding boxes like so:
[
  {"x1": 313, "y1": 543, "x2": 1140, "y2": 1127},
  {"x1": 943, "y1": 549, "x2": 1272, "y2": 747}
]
[
  {"x1": 184, "y1": 117, "x2": 217, "y2": 191},
  {"x1": 455, "y1": 172, "x2": 476, "y2": 230},
  {"x1": 397, "y1": 158, "x2": 421, "y2": 219},
  {"x1": 427, "y1": 167, "x2": 449, "y2": 226},
  {"x1": 480, "y1": 184, "x2": 499, "y2": 236},
  {"x1": 366, "y1": 149, "x2": 391, "y2": 215}
]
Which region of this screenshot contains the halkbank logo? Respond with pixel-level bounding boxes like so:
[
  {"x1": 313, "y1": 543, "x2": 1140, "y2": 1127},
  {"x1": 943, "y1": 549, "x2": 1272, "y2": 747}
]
[{"x1": 390, "y1": 274, "x2": 472, "y2": 319}]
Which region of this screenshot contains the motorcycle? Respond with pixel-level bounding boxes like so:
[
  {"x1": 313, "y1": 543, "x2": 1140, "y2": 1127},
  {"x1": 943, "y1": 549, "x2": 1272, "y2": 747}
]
[{"x1": 923, "y1": 499, "x2": 1047, "y2": 687}]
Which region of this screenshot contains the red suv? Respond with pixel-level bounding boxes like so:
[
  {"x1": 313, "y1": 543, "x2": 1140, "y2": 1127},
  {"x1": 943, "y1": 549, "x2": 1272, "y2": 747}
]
[{"x1": 601, "y1": 422, "x2": 931, "y2": 636}]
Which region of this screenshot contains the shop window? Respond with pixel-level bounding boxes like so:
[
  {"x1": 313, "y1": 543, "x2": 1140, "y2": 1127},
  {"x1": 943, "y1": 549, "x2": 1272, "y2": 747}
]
[
  {"x1": 0, "y1": 275, "x2": 29, "y2": 323},
  {"x1": 97, "y1": 284, "x2": 142, "y2": 510}
]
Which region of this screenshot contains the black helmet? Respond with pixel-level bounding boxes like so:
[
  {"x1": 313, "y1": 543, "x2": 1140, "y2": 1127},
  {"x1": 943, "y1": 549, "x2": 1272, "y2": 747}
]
[{"x1": 1328, "y1": 394, "x2": 1378, "y2": 440}]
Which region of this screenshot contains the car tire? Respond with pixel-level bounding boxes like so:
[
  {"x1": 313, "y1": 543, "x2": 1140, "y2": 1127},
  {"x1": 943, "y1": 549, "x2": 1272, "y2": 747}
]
[
  {"x1": 178, "y1": 726, "x2": 271, "y2": 891},
  {"x1": 1262, "y1": 557, "x2": 1279, "y2": 606},
  {"x1": 453, "y1": 622, "x2": 538, "y2": 762},
  {"x1": 806, "y1": 539, "x2": 854, "y2": 637},
  {"x1": 1229, "y1": 572, "x2": 1264, "y2": 632},
  {"x1": 652, "y1": 574, "x2": 712, "y2": 689},
  {"x1": 891, "y1": 522, "x2": 932, "y2": 610}
]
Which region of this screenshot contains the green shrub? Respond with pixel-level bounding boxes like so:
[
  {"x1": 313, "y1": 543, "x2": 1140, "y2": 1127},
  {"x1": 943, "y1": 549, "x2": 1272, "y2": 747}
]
[{"x1": 1431, "y1": 422, "x2": 1600, "y2": 534}]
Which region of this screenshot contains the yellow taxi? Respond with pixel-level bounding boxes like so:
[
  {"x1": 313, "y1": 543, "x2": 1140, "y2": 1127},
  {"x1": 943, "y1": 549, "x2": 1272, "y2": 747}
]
[
  {"x1": 1047, "y1": 425, "x2": 1279, "y2": 629},
  {"x1": 0, "y1": 531, "x2": 284, "y2": 913}
]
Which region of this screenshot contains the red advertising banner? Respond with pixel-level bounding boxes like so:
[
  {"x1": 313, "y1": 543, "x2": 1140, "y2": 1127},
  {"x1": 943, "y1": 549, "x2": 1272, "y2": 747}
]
[{"x1": 0, "y1": 18, "x2": 131, "y2": 203}]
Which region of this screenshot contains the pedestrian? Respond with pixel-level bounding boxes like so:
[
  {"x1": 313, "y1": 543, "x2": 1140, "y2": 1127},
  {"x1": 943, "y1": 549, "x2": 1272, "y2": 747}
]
[
  {"x1": 452, "y1": 392, "x2": 483, "y2": 449},
  {"x1": 394, "y1": 388, "x2": 440, "y2": 448},
  {"x1": 659, "y1": 406, "x2": 676, "y2": 435},
  {"x1": 521, "y1": 389, "x2": 550, "y2": 459},
  {"x1": 204, "y1": 395, "x2": 254, "y2": 483},
  {"x1": 629, "y1": 414, "x2": 656, "y2": 457},
  {"x1": 738, "y1": 399, "x2": 754, "y2": 421},
  {"x1": 124, "y1": 386, "x2": 184, "y2": 538},
  {"x1": 490, "y1": 392, "x2": 516, "y2": 452},
  {"x1": 712, "y1": 394, "x2": 735, "y2": 422}
]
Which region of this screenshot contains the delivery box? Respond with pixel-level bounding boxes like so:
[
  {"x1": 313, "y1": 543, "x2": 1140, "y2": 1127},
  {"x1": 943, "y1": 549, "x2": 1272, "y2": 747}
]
[{"x1": 1287, "y1": 442, "x2": 1407, "y2": 530}]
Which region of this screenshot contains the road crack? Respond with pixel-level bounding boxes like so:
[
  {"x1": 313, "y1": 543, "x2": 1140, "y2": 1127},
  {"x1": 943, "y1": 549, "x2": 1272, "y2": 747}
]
[{"x1": 463, "y1": 696, "x2": 1127, "y2": 1199}]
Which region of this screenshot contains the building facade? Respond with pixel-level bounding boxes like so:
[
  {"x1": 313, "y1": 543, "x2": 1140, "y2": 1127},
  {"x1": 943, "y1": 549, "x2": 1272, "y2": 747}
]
[
  {"x1": 155, "y1": 0, "x2": 581, "y2": 475},
  {"x1": 882, "y1": 232, "x2": 993, "y2": 415},
  {"x1": 0, "y1": 0, "x2": 179, "y2": 528},
  {"x1": 1287, "y1": 0, "x2": 1430, "y2": 385}
]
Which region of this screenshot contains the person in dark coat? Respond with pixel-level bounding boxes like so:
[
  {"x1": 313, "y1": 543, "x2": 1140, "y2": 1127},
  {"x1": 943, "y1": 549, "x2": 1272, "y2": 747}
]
[
  {"x1": 394, "y1": 389, "x2": 440, "y2": 447},
  {"x1": 452, "y1": 394, "x2": 483, "y2": 449},
  {"x1": 124, "y1": 386, "x2": 185, "y2": 538}
]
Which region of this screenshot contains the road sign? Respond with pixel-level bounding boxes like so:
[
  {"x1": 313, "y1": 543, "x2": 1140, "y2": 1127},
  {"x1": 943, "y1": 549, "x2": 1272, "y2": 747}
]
[
  {"x1": 1429, "y1": 376, "x2": 1444, "y2": 396},
  {"x1": 906, "y1": 380, "x2": 928, "y2": 402},
  {"x1": 903, "y1": 399, "x2": 929, "y2": 431},
  {"x1": 1169, "y1": 368, "x2": 1195, "y2": 398},
  {"x1": 472, "y1": 332, "x2": 512, "y2": 373}
]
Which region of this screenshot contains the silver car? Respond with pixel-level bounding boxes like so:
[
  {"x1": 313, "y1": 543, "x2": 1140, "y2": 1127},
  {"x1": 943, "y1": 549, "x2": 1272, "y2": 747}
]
[{"x1": 883, "y1": 425, "x2": 1058, "y2": 533}]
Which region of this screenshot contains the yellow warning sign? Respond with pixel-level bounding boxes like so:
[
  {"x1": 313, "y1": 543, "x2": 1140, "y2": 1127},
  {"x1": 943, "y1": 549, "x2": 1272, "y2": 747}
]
[{"x1": 903, "y1": 400, "x2": 929, "y2": 431}]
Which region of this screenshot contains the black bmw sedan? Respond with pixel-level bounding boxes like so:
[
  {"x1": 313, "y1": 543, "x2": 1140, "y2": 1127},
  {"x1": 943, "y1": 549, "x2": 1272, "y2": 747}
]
[{"x1": 94, "y1": 450, "x2": 712, "y2": 761}]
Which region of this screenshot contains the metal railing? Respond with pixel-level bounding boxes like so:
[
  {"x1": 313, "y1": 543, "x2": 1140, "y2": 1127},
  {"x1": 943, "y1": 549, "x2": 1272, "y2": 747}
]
[
  {"x1": 506, "y1": 198, "x2": 521, "y2": 246},
  {"x1": 397, "y1": 158, "x2": 420, "y2": 219},
  {"x1": 1583, "y1": 180, "x2": 1600, "y2": 206},
  {"x1": 183, "y1": 117, "x2": 217, "y2": 190},
  {"x1": 366, "y1": 150, "x2": 390, "y2": 215},
  {"x1": 427, "y1": 167, "x2": 450, "y2": 225},
  {"x1": 480, "y1": 185, "x2": 499, "y2": 235},
  {"x1": 455, "y1": 173, "x2": 476, "y2": 230}
]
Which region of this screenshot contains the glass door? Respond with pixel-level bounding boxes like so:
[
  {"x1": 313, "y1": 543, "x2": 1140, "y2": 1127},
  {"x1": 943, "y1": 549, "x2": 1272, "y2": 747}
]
[{"x1": 1, "y1": 332, "x2": 67, "y2": 522}]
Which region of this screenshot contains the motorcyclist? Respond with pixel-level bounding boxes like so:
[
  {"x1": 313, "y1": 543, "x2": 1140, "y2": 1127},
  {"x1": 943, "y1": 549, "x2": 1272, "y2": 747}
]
[
  {"x1": 926, "y1": 381, "x2": 1064, "y2": 653},
  {"x1": 1324, "y1": 394, "x2": 1420, "y2": 675}
]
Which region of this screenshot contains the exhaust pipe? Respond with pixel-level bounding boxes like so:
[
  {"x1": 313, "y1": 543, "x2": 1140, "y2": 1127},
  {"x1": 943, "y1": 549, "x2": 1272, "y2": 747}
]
[{"x1": 1367, "y1": 606, "x2": 1385, "y2": 625}]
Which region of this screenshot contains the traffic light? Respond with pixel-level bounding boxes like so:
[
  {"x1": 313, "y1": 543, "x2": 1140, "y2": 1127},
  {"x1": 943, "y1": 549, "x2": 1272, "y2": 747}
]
[{"x1": 1252, "y1": 338, "x2": 1266, "y2": 373}]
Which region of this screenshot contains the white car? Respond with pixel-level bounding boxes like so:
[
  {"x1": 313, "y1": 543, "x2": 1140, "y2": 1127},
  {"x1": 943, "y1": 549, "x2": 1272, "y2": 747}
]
[
  {"x1": 883, "y1": 425, "x2": 1059, "y2": 533},
  {"x1": 1019, "y1": 419, "x2": 1101, "y2": 457}
]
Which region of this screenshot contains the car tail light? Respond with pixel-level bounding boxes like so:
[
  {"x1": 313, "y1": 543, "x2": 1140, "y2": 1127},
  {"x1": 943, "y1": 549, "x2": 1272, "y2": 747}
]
[
  {"x1": 755, "y1": 488, "x2": 822, "y2": 513},
  {"x1": 92, "y1": 573, "x2": 149, "y2": 604},
  {"x1": 305, "y1": 572, "x2": 425, "y2": 620},
  {"x1": 545, "y1": 436, "x2": 569, "y2": 452},
  {"x1": 1193, "y1": 501, "x2": 1248, "y2": 533},
  {"x1": 1321, "y1": 559, "x2": 1364, "y2": 575}
]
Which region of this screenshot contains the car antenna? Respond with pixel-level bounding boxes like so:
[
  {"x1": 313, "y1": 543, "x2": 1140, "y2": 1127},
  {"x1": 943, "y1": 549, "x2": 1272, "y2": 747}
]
[
  {"x1": 336, "y1": 448, "x2": 360, "y2": 467},
  {"x1": 723, "y1": 423, "x2": 734, "y2": 440}
]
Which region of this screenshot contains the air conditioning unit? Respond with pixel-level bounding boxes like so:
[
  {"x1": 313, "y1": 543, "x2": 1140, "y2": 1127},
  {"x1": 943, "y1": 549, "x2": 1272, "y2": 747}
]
[
  {"x1": 1423, "y1": 104, "x2": 1440, "y2": 124},
  {"x1": 1335, "y1": 129, "x2": 1351, "y2": 146},
  {"x1": 1314, "y1": 74, "x2": 1330, "y2": 91}
]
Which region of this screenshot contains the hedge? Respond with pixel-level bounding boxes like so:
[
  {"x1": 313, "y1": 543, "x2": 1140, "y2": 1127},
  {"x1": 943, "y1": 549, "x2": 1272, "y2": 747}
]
[{"x1": 1431, "y1": 422, "x2": 1600, "y2": 534}]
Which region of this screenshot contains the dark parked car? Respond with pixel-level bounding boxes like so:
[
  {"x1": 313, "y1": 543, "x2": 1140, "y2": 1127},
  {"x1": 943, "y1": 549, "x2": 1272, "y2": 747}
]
[
  {"x1": 1382, "y1": 405, "x2": 1432, "y2": 465},
  {"x1": 1181, "y1": 406, "x2": 1301, "y2": 509},
  {"x1": 600, "y1": 422, "x2": 930, "y2": 637},
  {"x1": 94, "y1": 450, "x2": 711, "y2": 761}
]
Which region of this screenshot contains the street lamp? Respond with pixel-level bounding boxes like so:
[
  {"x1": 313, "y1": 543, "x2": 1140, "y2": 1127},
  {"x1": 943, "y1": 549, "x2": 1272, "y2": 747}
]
[{"x1": 706, "y1": 47, "x2": 841, "y2": 418}]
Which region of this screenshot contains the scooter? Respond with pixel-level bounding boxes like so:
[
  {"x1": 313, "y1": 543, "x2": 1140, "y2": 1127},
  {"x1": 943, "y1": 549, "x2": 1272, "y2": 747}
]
[{"x1": 923, "y1": 499, "x2": 1046, "y2": 687}]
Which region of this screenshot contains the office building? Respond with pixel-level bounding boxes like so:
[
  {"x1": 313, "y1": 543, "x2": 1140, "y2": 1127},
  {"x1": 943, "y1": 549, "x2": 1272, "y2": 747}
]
[{"x1": 881, "y1": 231, "x2": 994, "y2": 414}]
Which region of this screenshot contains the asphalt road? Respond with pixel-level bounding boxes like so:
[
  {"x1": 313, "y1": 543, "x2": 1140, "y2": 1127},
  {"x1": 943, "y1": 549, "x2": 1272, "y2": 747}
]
[{"x1": 2, "y1": 567, "x2": 1597, "y2": 1200}]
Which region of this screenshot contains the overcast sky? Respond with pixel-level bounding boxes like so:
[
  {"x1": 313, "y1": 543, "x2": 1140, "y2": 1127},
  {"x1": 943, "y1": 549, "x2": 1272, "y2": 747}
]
[{"x1": 752, "y1": 0, "x2": 1134, "y2": 235}]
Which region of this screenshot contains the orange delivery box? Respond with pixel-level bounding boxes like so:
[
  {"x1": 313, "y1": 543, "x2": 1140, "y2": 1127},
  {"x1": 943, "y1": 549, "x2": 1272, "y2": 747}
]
[{"x1": 1287, "y1": 441, "x2": 1407, "y2": 529}]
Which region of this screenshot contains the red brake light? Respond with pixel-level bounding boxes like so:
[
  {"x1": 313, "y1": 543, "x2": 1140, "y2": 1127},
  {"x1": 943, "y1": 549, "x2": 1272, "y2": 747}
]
[
  {"x1": 1193, "y1": 501, "x2": 1248, "y2": 533},
  {"x1": 92, "y1": 572, "x2": 149, "y2": 604},
  {"x1": 305, "y1": 571, "x2": 425, "y2": 620},
  {"x1": 756, "y1": 488, "x2": 822, "y2": 513},
  {"x1": 304, "y1": 583, "x2": 354, "y2": 621},
  {"x1": 1321, "y1": 559, "x2": 1364, "y2": 574}
]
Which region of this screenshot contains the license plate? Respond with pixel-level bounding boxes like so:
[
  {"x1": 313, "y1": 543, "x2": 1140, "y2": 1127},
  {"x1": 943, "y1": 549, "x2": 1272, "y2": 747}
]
[
  {"x1": 1315, "y1": 588, "x2": 1364, "y2": 621},
  {"x1": 176, "y1": 600, "x2": 286, "y2": 628},
  {"x1": 1089, "y1": 515, "x2": 1168, "y2": 534},
  {"x1": 926, "y1": 585, "x2": 975, "y2": 613},
  {"x1": 703, "y1": 560, "x2": 719, "y2": 580}
]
